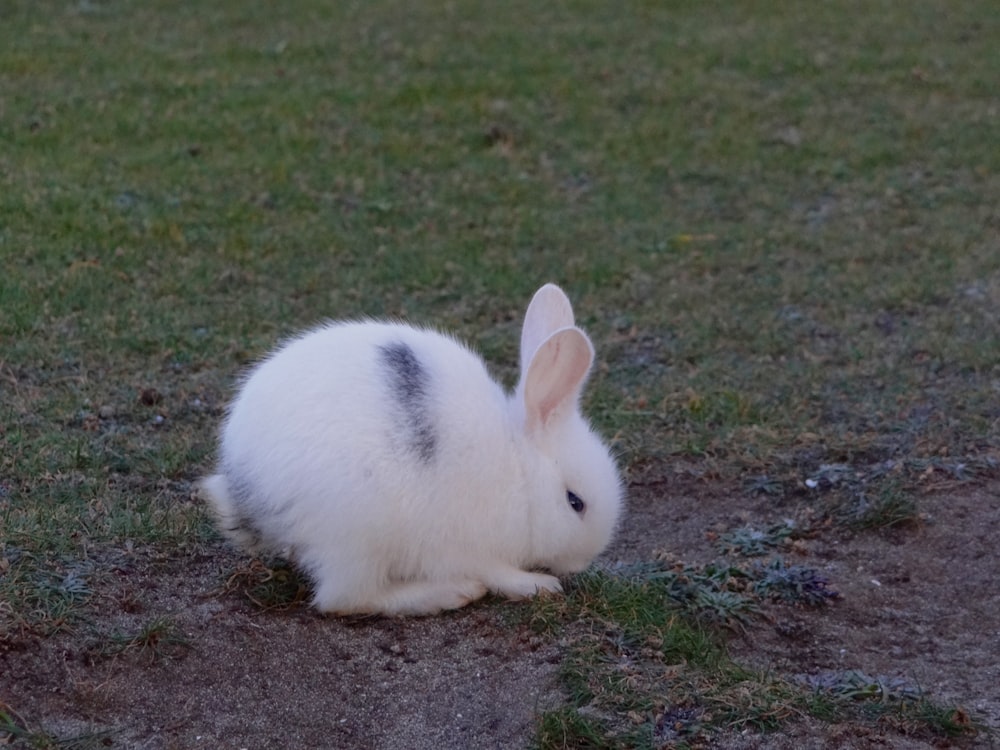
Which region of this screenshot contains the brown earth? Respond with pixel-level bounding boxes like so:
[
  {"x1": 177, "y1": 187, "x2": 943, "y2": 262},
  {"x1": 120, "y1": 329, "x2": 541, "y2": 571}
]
[
  {"x1": 620, "y1": 472, "x2": 1000, "y2": 749},
  {"x1": 2, "y1": 473, "x2": 998, "y2": 749}
]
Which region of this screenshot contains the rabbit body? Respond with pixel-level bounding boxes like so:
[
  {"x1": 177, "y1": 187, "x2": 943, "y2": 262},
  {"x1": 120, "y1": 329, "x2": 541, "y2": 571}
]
[{"x1": 202, "y1": 285, "x2": 623, "y2": 615}]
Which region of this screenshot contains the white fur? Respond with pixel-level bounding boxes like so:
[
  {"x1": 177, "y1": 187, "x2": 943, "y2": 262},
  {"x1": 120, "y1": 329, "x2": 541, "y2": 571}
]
[{"x1": 200, "y1": 283, "x2": 623, "y2": 615}]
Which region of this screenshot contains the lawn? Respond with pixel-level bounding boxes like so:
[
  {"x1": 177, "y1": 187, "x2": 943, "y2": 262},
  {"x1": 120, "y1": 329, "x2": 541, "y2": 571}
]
[{"x1": 1, "y1": 1, "x2": 998, "y2": 747}]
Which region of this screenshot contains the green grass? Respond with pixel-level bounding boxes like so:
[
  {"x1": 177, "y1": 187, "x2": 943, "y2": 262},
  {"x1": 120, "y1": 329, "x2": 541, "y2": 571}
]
[
  {"x1": 1, "y1": 0, "x2": 997, "y2": 744},
  {"x1": 527, "y1": 569, "x2": 975, "y2": 748},
  {"x1": 0, "y1": 552, "x2": 94, "y2": 636}
]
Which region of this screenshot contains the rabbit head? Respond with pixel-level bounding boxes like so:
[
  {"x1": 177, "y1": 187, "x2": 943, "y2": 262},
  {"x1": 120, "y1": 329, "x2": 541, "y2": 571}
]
[{"x1": 510, "y1": 284, "x2": 622, "y2": 575}]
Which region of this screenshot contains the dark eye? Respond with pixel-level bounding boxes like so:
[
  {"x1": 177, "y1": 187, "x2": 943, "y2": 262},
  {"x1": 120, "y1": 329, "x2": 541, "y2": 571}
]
[{"x1": 567, "y1": 490, "x2": 585, "y2": 514}]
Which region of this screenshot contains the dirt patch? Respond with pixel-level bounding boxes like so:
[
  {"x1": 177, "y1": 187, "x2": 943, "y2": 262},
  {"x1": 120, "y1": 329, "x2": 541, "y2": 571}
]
[
  {"x1": 3, "y1": 475, "x2": 998, "y2": 748},
  {"x1": 728, "y1": 482, "x2": 1000, "y2": 739},
  {"x1": 1, "y1": 551, "x2": 562, "y2": 749},
  {"x1": 621, "y1": 471, "x2": 1000, "y2": 747}
]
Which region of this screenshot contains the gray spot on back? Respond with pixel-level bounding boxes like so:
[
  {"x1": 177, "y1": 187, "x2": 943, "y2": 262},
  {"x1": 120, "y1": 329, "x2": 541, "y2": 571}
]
[{"x1": 378, "y1": 341, "x2": 437, "y2": 463}]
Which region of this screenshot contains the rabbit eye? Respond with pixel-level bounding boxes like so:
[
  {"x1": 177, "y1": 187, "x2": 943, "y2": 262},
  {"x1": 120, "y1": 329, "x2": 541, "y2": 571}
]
[{"x1": 567, "y1": 490, "x2": 585, "y2": 514}]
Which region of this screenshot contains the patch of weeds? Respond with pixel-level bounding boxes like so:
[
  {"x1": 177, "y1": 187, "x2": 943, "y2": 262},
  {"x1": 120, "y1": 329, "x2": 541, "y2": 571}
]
[
  {"x1": 837, "y1": 480, "x2": 921, "y2": 530},
  {"x1": 42, "y1": 566, "x2": 93, "y2": 599},
  {"x1": 701, "y1": 668, "x2": 810, "y2": 733},
  {"x1": 96, "y1": 616, "x2": 190, "y2": 664},
  {"x1": 903, "y1": 701, "x2": 980, "y2": 738},
  {"x1": 0, "y1": 556, "x2": 95, "y2": 639},
  {"x1": 800, "y1": 669, "x2": 922, "y2": 703},
  {"x1": 532, "y1": 706, "x2": 608, "y2": 750},
  {"x1": 0, "y1": 703, "x2": 112, "y2": 749},
  {"x1": 562, "y1": 570, "x2": 730, "y2": 666},
  {"x1": 794, "y1": 459, "x2": 926, "y2": 531},
  {"x1": 742, "y1": 475, "x2": 785, "y2": 497},
  {"x1": 752, "y1": 558, "x2": 839, "y2": 607},
  {"x1": 716, "y1": 521, "x2": 796, "y2": 557},
  {"x1": 223, "y1": 559, "x2": 310, "y2": 611},
  {"x1": 599, "y1": 562, "x2": 760, "y2": 632},
  {"x1": 604, "y1": 555, "x2": 838, "y2": 629},
  {"x1": 798, "y1": 670, "x2": 980, "y2": 739}
]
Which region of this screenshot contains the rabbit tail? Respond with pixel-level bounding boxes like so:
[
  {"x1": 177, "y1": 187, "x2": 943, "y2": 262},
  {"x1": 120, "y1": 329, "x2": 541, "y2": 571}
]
[{"x1": 199, "y1": 473, "x2": 263, "y2": 551}]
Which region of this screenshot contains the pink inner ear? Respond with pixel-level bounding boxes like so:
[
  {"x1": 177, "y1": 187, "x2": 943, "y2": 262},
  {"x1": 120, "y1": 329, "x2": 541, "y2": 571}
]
[
  {"x1": 519, "y1": 284, "x2": 575, "y2": 371},
  {"x1": 523, "y1": 328, "x2": 594, "y2": 428}
]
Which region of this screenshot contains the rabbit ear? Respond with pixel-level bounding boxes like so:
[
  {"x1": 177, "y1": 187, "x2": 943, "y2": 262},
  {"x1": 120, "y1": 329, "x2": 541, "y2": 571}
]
[
  {"x1": 520, "y1": 327, "x2": 595, "y2": 431},
  {"x1": 520, "y1": 284, "x2": 576, "y2": 370}
]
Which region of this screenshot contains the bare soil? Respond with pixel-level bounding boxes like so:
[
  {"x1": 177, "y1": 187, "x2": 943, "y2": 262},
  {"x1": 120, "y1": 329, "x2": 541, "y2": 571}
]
[
  {"x1": 620, "y1": 471, "x2": 1000, "y2": 749},
  {"x1": 3, "y1": 473, "x2": 998, "y2": 749}
]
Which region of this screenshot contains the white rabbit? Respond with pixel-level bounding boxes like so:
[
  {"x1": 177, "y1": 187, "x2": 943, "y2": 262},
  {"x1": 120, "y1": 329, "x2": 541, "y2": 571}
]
[{"x1": 200, "y1": 283, "x2": 623, "y2": 615}]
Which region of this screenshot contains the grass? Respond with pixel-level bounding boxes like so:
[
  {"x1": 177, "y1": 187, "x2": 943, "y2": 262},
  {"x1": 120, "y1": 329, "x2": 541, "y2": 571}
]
[
  {"x1": 0, "y1": 703, "x2": 112, "y2": 750},
  {"x1": 528, "y1": 568, "x2": 975, "y2": 748},
  {"x1": 222, "y1": 559, "x2": 311, "y2": 611},
  {"x1": 92, "y1": 616, "x2": 190, "y2": 664},
  {"x1": 1, "y1": 0, "x2": 998, "y2": 745},
  {"x1": 0, "y1": 553, "x2": 94, "y2": 636},
  {"x1": 836, "y1": 479, "x2": 923, "y2": 530}
]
